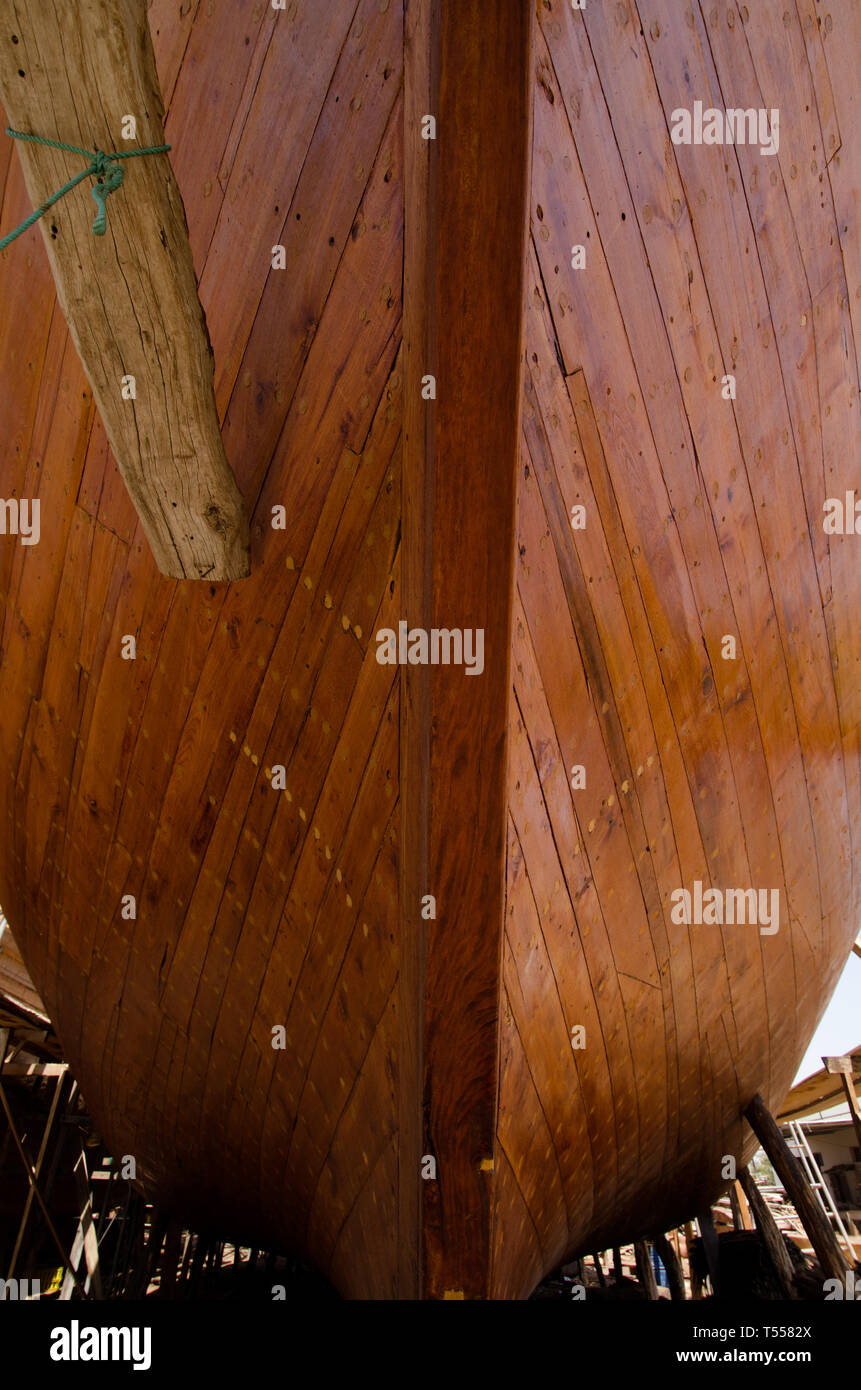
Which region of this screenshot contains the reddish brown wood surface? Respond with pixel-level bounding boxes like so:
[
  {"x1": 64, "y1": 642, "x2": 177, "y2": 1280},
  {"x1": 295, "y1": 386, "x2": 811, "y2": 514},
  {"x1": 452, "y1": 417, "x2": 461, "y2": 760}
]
[
  {"x1": 415, "y1": 0, "x2": 533, "y2": 1300},
  {"x1": 0, "y1": 0, "x2": 859, "y2": 1300},
  {"x1": 1, "y1": 0, "x2": 405, "y2": 1296},
  {"x1": 491, "y1": 0, "x2": 860, "y2": 1297}
]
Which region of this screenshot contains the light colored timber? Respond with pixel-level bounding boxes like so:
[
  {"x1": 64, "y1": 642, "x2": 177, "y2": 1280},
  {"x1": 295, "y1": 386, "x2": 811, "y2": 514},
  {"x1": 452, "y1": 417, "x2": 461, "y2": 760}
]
[
  {"x1": 400, "y1": 0, "x2": 437, "y2": 1302},
  {"x1": 0, "y1": 0, "x2": 248, "y2": 580}
]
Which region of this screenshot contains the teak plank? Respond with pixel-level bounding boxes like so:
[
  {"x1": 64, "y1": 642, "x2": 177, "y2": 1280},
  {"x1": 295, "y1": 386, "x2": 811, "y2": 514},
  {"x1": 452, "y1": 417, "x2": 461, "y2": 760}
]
[{"x1": 0, "y1": 2, "x2": 248, "y2": 579}]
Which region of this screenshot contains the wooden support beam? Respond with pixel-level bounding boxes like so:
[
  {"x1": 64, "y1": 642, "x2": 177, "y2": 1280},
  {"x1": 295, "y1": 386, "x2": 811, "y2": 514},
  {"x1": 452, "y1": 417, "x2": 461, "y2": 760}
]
[
  {"x1": 145, "y1": 1209, "x2": 168, "y2": 1296},
  {"x1": 188, "y1": 1234, "x2": 207, "y2": 1299},
  {"x1": 0, "y1": 1075, "x2": 85, "y2": 1294},
  {"x1": 60, "y1": 1141, "x2": 103, "y2": 1299},
  {"x1": 733, "y1": 1179, "x2": 752, "y2": 1230},
  {"x1": 0, "y1": 2, "x2": 249, "y2": 580},
  {"x1": 7, "y1": 1066, "x2": 67, "y2": 1279},
  {"x1": 402, "y1": 0, "x2": 534, "y2": 1299},
  {"x1": 744, "y1": 1092, "x2": 852, "y2": 1280},
  {"x1": 697, "y1": 1209, "x2": 723, "y2": 1297},
  {"x1": 728, "y1": 1183, "x2": 745, "y2": 1231},
  {"x1": 0, "y1": 1062, "x2": 67, "y2": 1077},
  {"x1": 737, "y1": 1166, "x2": 797, "y2": 1300},
  {"x1": 592, "y1": 1251, "x2": 605, "y2": 1287},
  {"x1": 653, "y1": 1232, "x2": 686, "y2": 1301},
  {"x1": 612, "y1": 1246, "x2": 623, "y2": 1282},
  {"x1": 634, "y1": 1240, "x2": 658, "y2": 1299},
  {"x1": 684, "y1": 1223, "x2": 704, "y2": 1299},
  {"x1": 178, "y1": 1230, "x2": 194, "y2": 1296},
  {"x1": 159, "y1": 1217, "x2": 183, "y2": 1299},
  {"x1": 823, "y1": 1055, "x2": 861, "y2": 1151}
]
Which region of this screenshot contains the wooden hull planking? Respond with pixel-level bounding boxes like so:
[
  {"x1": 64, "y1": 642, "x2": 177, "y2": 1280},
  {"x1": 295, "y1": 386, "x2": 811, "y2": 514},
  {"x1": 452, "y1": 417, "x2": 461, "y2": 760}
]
[{"x1": 0, "y1": 0, "x2": 859, "y2": 1298}]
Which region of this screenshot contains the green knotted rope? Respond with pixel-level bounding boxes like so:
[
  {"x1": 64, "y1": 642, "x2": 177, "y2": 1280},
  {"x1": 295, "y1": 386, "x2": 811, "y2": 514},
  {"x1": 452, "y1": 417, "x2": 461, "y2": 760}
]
[{"x1": 0, "y1": 129, "x2": 171, "y2": 251}]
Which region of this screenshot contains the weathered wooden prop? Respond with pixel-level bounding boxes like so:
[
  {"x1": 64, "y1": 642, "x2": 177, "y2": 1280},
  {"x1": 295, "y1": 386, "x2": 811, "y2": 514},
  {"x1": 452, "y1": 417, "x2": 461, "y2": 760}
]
[
  {"x1": 697, "y1": 1209, "x2": 723, "y2": 1297},
  {"x1": 0, "y1": 1, "x2": 248, "y2": 579},
  {"x1": 744, "y1": 1093, "x2": 852, "y2": 1281},
  {"x1": 684, "y1": 1224, "x2": 704, "y2": 1300},
  {"x1": 652, "y1": 1232, "x2": 686, "y2": 1301},
  {"x1": 728, "y1": 1182, "x2": 744, "y2": 1230},
  {"x1": 732, "y1": 1179, "x2": 752, "y2": 1230},
  {"x1": 634, "y1": 1239, "x2": 658, "y2": 1300},
  {"x1": 737, "y1": 1165, "x2": 796, "y2": 1300}
]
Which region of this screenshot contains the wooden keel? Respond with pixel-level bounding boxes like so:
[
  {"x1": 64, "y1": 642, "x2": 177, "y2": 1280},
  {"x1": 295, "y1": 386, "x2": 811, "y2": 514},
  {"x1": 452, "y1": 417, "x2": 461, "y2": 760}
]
[
  {"x1": 0, "y1": 2, "x2": 249, "y2": 580},
  {"x1": 404, "y1": 0, "x2": 534, "y2": 1300}
]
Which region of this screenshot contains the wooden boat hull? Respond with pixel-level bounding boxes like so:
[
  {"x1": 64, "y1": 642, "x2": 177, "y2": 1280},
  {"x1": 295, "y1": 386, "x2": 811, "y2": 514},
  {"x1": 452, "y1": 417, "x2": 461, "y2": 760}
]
[{"x1": 1, "y1": 0, "x2": 859, "y2": 1298}]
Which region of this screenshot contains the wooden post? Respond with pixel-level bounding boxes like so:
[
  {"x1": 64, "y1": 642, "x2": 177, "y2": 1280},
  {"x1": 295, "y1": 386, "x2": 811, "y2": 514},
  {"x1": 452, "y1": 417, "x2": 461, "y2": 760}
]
[
  {"x1": 634, "y1": 1239, "x2": 658, "y2": 1299},
  {"x1": 0, "y1": 1, "x2": 249, "y2": 580},
  {"x1": 124, "y1": 1205, "x2": 166, "y2": 1299},
  {"x1": 106, "y1": 1180, "x2": 133, "y2": 1297},
  {"x1": 684, "y1": 1223, "x2": 704, "y2": 1298},
  {"x1": 744, "y1": 1092, "x2": 851, "y2": 1280},
  {"x1": 159, "y1": 1217, "x2": 183, "y2": 1298},
  {"x1": 737, "y1": 1166, "x2": 796, "y2": 1299},
  {"x1": 733, "y1": 1179, "x2": 752, "y2": 1230},
  {"x1": 729, "y1": 1183, "x2": 743, "y2": 1230},
  {"x1": 178, "y1": 1230, "x2": 194, "y2": 1296},
  {"x1": 188, "y1": 1234, "x2": 207, "y2": 1299},
  {"x1": 59, "y1": 1140, "x2": 103, "y2": 1298},
  {"x1": 612, "y1": 1246, "x2": 623, "y2": 1282},
  {"x1": 697, "y1": 1208, "x2": 722, "y2": 1297},
  {"x1": 823, "y1": 1056, "x2": 861, "y2": 1151},
  {"x1": 592, "y1": 1251, "x2": 605, "y2": 1286},
  {"x1": 653, "y1": 1232, "x2": 686, "y2": 1301}
]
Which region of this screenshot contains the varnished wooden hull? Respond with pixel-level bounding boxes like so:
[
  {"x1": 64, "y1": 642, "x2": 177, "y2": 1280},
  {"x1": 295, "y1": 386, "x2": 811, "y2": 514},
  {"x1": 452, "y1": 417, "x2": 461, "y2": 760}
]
[{"x1": 1, "y1": 1, "x2": 859, "y2": 1298}]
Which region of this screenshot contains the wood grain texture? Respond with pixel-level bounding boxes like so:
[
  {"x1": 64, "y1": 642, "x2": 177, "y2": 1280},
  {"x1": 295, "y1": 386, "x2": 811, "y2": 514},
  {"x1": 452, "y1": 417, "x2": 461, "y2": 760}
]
[
  {"x1": 0, "y1": 0, "x2": 859, "y2": 1301},
  {"x1": 491, "y1": 0, "x2": 861, "y2": 1297},
  {"x1": 400, "y1": 0, "x2": 437, "y2": 1301},
  {"x1": 0, "y1": 1, "x2": 249, "y2": 579},
  {"x1": 417, "y1": 0, "x2": 533, "y2": 1300},
  {"x1": 0, "y1": 0, "x2": 403, "y2": 1297}
]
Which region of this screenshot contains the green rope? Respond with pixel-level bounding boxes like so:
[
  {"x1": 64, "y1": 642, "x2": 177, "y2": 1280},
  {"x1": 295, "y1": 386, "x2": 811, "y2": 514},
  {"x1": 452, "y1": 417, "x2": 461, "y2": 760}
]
[{"x1": 0, "y1": 128, "x2": 171, "y2": 252}]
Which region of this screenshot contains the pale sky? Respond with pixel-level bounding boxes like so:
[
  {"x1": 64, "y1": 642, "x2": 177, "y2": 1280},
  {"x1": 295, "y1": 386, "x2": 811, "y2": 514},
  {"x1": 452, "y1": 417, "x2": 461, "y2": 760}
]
[{"x1": 793, "y1": 948, "x2": 861, "y2": 1085}]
